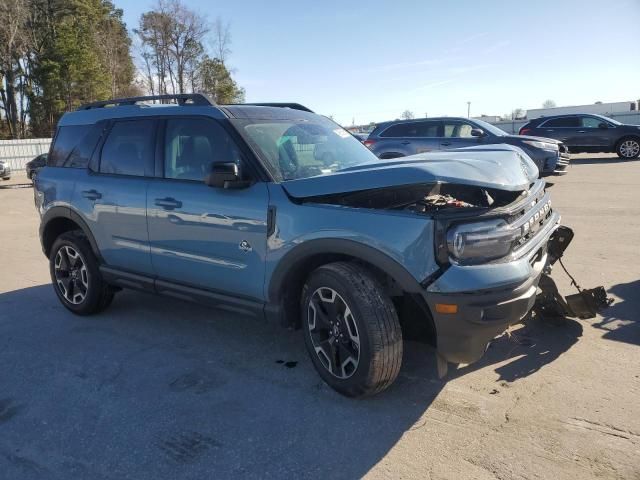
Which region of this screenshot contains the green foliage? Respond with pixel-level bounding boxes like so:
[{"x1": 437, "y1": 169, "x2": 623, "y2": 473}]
[
  {"x1": 0, "y1": 0, "x2": 136, "y2": 138},
  {"x1": 196, "y1": 56, "x2": 244, "y2": 104}
]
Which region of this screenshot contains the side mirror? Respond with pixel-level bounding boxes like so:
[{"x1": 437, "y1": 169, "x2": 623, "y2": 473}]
[
  {"x1": 598, "y1": 122, "x2": 609, "y2": 129},
  {"x1": 470, "y1": 128, "x2": 485, "y2": 137},
  {"x1": 205, "y1": 162, "x2": 249, "y2": 189}
]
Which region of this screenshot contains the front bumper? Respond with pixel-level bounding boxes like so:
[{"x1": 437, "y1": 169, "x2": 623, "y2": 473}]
[
  {"x1": 424, "y1": 192, "x2": 560, "y2": 365},
  {"x1": 424, "y1": 246, "x2": 547, "y2": 365},
  {"x1": 0, "y1": 164, "x2": 11, "y2": 177},
  {"x1": 538, "y1": 148, "x2": 570, "y2": 176}
]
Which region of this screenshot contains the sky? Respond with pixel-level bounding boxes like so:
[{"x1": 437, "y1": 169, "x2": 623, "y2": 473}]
[{"x1": 115, "y1": 0, "x2": 640, "y2": 125}]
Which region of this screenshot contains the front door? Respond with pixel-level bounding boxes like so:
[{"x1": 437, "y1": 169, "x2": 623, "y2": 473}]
[
  {"x1": 578, "y1": 116, "x2": 616, "y2": 148},
  {"x1": 440, "y1": 120, "x2": 479, "y2": 150},
  {"x1": 146, "y1": 117, "x2": 269, "y2": 301}
]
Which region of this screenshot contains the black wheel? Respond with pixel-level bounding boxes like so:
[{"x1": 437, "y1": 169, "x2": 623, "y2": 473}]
[
  {"x1": 616, "y1": 137, "x2": 640, "y2": 159},
  {"x1": 49, "y1": 231, "x2": 115, "y2": 315},
  {"x1": 302, "y1": 262, "x2": 402, "y2": 397}
]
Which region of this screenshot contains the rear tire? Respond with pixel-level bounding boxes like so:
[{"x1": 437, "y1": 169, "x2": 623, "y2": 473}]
[
  {"x1": 49, "y1": 231, "x2": 115, "y2": 315},
  {"x1": 302, "y1": 262, "x2": 403, "y2": 397},
  {"x1": 616, "y1": 137, "x2": 640, "y2": 159}
]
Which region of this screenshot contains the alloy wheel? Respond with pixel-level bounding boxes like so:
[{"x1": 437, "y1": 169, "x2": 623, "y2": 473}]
[
  {"x1": 619, "y1": 140, "x2": 640, "y2": 158},
  {"x1": 54, "y1": 245, "x2": 89, "y2": 304},
  {"x1": 307, "y1": 287, "x2": 360, "y2": 379}
]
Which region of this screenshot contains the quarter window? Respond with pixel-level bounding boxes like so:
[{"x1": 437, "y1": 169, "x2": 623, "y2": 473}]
[
  {"x1": 541, "y1": 117, "x2": 580, "y2": 128},
  {"x1": 48, "y1": 125, "x2": 91, "y2": 167},
  {"x1": 163, "y1": 118, "x2": 243, "y2": 181},
  {"x1": 100, "y1": 120, "x2": 155, "y2": 176}
]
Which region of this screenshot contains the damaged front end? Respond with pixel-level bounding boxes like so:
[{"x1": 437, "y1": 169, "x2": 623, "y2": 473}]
[{"x1": 536, "y1": 226, "x2": 613, "y2": 320}]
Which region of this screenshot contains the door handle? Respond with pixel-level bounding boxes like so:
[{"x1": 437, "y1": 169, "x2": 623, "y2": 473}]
[
  {"x1": 81, "y1": 189, "x2": 102, "y2": 200},
  {"x1": 400, "y1": 141, "x2": 411, "y2": 145},
  {"x1": 154, "y1": 197, "x2": 182, "y2": 210},
  {"x1": 546, "y1": 129, "x2": 555, "y2": 132},
  {"x1": 441, "y1": 142, "x2": 452, "y2": 147},
  {"x1": 577, "y1": 130, "x2": 586, "y2": 133}
]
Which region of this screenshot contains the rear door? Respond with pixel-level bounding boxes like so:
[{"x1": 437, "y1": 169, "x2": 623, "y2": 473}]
[
  {"x1": 440, "y1": 120, "x2": 479, "y2": 149},
  {"x1": 73, "y1": 119, "x2": 156, "y2": 275},
  {"x1": 376, "y1": 121, "x2": 440, "y2": 157},
  {"x1": 146, "y1": 116, "x2": 269, "y2": 301},
  {"x1": 539, "y1": 116, "x2": 581, "y2": 147}
]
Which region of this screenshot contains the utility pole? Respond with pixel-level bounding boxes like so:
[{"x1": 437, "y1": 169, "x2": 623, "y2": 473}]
[
  {"x1": 467, "y1": 102, "x2": 471, "y2": 118},
  {"x1": 424, "y1": 112, "x2": 428, "y2": 118}
]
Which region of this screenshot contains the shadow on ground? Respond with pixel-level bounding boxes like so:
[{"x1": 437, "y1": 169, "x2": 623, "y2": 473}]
[
  {"x1": 0, "y1": 284, "x2": 584, "y2": 480},
  {"x1": 589, "y1": 279, "x2": 640, "y2": 346},
  {"x1": 569, "y1": 156, "x2": 637, "y2": 165},
  {"x1": 453, "y1": 314, "x2": 583, "y2": 382}
]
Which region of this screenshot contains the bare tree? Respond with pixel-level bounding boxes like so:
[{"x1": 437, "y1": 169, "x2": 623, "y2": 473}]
[
  {"x1": 136, "y1": 0, "x2": 208, "y2": 95},
  {"x1": 542, "y1": 99, "x2": 556, "y2": 109},
  {"x1": 211, "y1": 17, "x2": 231, "y2": 64},
  {"x1": 401, "y1": 110, "x2": 414, "y2": 120}
]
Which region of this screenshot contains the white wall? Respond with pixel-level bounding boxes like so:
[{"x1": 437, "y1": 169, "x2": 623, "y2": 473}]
[{"x1": 0, "y1": 138, "x2": 51, "y2": 174}]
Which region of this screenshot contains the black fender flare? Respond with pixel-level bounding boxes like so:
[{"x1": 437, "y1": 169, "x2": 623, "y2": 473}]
[
  {"x1": 267, "y1": 238, "x2": 424, "y2": 304},
  {"x1": 40, "y1": 206, "x2": 103, "y2": 261}
]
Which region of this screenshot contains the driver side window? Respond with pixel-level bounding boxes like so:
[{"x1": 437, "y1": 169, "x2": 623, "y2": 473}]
[
  {"x1": 164, "y1": 118, "x2": 243, "y2": 182},
  {"x1": 581, "y1": 116, "x2": 604, "y2": 128}
]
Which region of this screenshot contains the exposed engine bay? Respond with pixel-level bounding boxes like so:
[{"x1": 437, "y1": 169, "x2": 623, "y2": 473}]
[{"x1": 304, "y1": 184, "x2": 613, "y2": 322}]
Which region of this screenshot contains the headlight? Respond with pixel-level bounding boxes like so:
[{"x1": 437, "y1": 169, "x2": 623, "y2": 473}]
[
  {"x1": 523, "y1": 140, "x2": 558, "y2": 151},
  {"x1": 446, "y1": 219, "x2": 520, "y2": 264}
]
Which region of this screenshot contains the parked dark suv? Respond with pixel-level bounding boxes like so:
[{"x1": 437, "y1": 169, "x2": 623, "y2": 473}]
[
  {"x1": 519, "y1": 114, "x2": 640, "y2": 159},
  {"x1": 33, "y1": 94, "x2": 609, "y2": 397},
  {"x1": 365, "y1": 117, "x2": 570, "y2": 176}
]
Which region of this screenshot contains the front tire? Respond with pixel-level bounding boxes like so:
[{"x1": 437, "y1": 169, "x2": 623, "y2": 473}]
[
  {"x1": 302, "y1": 262, "x2": 403, "y2": 397},
  {"x1": 616, "y1": 137, "x2": 640, "y2": 159},
  {"x1": 49, "y1": 231, "x2": 115, "y2": 315}
]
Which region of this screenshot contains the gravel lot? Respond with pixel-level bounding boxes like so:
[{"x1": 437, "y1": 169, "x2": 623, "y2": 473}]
[{"x1": 1, "y1": 155, "x2": 638, "y2": 480}]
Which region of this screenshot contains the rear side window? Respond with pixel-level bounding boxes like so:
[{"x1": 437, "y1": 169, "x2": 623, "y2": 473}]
[
  {"x1": 381, "y1": 121, "x2": 440, "y2": 138},
  {"x1": 100, "y1": 120, "x2": 155, "y2": 176},
  {"x1": 48, "y1": 125, "x2": 91, "y2": 167},
  {"x1": 542, "y1": 117, "x2": 580, "y2": 128}
]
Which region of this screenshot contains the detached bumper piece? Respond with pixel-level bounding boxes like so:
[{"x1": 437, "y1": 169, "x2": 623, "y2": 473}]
[{"x1": 536, "y1": 226, "x2": 613, "y2": 320}]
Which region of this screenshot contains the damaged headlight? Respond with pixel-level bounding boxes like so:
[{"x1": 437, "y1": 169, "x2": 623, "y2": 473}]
[{"x1": 446, "y1": 219, "x2": 520, "y2": 264}]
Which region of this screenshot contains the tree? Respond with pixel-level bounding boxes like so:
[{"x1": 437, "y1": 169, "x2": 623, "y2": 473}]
[
  {"x1": 401, "y1": 110, "x2": 414, "y2": 120},
  {"x1": 211, "y1": 17, "x2": 231, "y2": 65},
  {"x1": 0, "y1": 0, "x2": 137, "y2": 138},
  {"x1": 195, "y1": 56, "x2": 244, "y2": 103},
  {"x1": 542, "y1": 99, "x2": 556, "y2": 109},
  {"x1": 135, "y1": 0, "x2": 209, "y2": 95},
  {"x1": 136, "y1": 0, "x2": 244, "y2": 103}
]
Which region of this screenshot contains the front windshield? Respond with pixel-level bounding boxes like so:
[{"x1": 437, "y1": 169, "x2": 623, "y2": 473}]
[
  {"x1": 472, "y1": 119, "x2": 509, "y2": 136},
  {"x1": 234, "y1": 117, "x2": 379, "y2": 181}
]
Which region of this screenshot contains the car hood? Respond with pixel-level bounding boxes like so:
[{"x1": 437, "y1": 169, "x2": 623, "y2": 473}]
[
  {"x1": 506, "y1": 134, "x2": 562, "y2": 144},
  {"x1": 282, "y1": 144, "x2": 538, "y2": 198}
]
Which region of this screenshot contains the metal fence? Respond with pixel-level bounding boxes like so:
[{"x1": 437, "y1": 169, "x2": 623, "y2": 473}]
[{"x1": 0, "y1": 138, "x2": 51, "y2": 175}]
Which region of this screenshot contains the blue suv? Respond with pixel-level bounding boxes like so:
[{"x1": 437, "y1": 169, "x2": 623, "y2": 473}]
[{"x1": 34, "y1": 94, "x2": 609, "y2": 396}]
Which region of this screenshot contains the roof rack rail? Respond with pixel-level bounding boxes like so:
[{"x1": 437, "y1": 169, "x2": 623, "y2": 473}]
[
  {"x1": 238, "y1": 103, "x2": 314, "y2": 113},
  {"x1": 77, "y1": 93, "x2": 215, "y2": 110}
]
